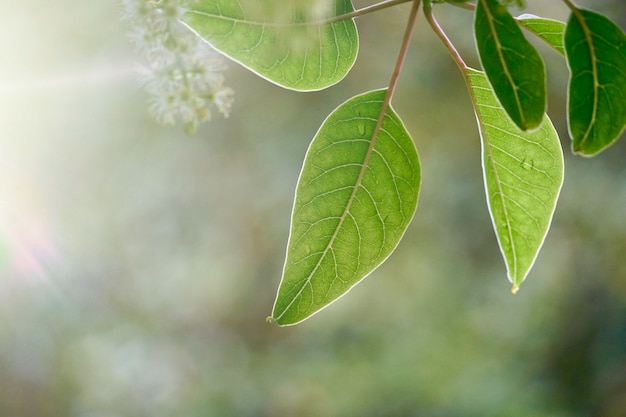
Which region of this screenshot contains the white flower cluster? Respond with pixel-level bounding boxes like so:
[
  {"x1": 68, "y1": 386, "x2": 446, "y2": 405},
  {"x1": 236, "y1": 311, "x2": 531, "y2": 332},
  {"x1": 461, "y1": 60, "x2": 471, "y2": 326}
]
[{"x1": 122, "y1": 0, "x2": 234, "y2": 134}]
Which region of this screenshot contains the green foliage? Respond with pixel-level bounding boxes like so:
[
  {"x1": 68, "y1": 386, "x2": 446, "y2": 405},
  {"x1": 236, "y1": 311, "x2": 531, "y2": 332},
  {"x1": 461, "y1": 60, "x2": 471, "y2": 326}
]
[
  {"x1": 564, "y1": 6, "x2": 626, "y2": 155},
  {"x1": 466, "y1": 68, "x2": 563, "y2": 292},
  {"x1": 474, "y1": 0, "x2": 546, "y2": 131},
  {"x1": 271, "y1": 89, "x2": 420, "y2": 325},
  {"x1": 128, "y1": 0, "x2": 626, "y2": 324},
  {"x1": 517, "y1": 15, "x2": 566, "y2": 55},
  {"x1": 181, "y1": 0, "x2": 358, "y2": 91}
]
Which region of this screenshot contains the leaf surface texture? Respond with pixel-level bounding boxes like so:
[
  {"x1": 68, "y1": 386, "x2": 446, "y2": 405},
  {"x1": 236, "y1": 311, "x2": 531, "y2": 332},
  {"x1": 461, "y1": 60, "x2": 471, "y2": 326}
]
[
  {"x1": 564, "y1": 7, "x2": 626, "y2": 155},
  {"x1": 272, "y1": 90, "x2": 420, "y2": 325},
  {"x1": 475, "y1": 0, "x2": 546, "y2": 130},
  {"x1": 467, "y1": 69, "x2": 563, "y2": 291},
  {"x1": 181, "y1": 0, "x2": 358, "y2": 91},
  {"x1": 517, "y1": 15, "x2": 566, "y2": 56}
]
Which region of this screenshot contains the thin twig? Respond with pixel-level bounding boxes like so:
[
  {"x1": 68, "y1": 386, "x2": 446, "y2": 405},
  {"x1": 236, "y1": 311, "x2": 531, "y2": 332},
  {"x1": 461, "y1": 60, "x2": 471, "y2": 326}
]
[
  {"x1": 424, "y1": 2, "x2": 469, "y2": 73},
  {"x1": 321, "y1": 0, "x2": 414, "y2": 24}
]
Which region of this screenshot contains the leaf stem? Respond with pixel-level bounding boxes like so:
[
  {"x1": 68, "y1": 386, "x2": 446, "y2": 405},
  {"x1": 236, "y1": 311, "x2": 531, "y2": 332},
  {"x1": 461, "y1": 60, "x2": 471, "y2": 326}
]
[
  {"x1": 352, "y1": 0, "x2": 414, "y2": 20},
  {"x1": 424, "y1": 3, "x2": 469, "y2": 73},
  {"x1": 315, "y1": 0, "x2": 414, "y2": 25},
  {"x1": 445, "y1": 1, "x2": 476, "y2": 11},
  {"x1": 384, "y1": 0, "x2": 422, "y2": 104},
  {"x1": 336, "y1": 0, "x2": 420, "y2": 246},
  {"x1": 561, "y1": 0, "x2": 577, "y2": 10},
  {"x1": 347, "y1": 0, "x2": 421, "y2": 259},
  {"x1": 347, "y1": 0, "x2": 421, "y2": 231}
]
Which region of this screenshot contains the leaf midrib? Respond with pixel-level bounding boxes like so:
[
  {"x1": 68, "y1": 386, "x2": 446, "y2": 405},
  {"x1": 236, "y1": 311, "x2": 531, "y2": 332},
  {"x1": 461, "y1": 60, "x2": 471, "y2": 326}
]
[
  {"x1": 569, "y1": 8, "x2": 600, "y2": 150},
  {"x1": 484, "y1": 117, "x2": 519, "y2": 283},
  {"x1": 469, "y1": 70, "x2": 519, "y2": 282},
  {"x1": 480, "y1": 0, "x2": 526, "y2": 128}
]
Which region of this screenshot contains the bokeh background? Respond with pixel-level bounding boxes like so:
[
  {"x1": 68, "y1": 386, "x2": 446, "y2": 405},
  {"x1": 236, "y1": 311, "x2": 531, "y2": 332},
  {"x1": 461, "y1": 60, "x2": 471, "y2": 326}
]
[{"x1": 1, "y1": 1, "x2": 625, "y2": 416}]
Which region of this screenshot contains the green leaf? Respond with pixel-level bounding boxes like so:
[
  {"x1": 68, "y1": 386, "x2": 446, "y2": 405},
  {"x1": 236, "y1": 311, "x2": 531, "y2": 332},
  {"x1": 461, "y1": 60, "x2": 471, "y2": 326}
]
[
  {"x1": 517, "y1": 14, "x2": 566, "y2": 56},
  {"x1": 271, "y1": 90, "x2": 421, "y2": 325},
  {"x1": 474, "y1": 0, "x2": 546, "y2": 131},
  {"x1": 564, "y1": 7, "x2": 626, "y2": 156},
  {"x1": 181, "y1": 0, "x2": 358, "y2": 91},
  {"x1": 466, "y1": 68, "x2": 563, "y2": 292}
]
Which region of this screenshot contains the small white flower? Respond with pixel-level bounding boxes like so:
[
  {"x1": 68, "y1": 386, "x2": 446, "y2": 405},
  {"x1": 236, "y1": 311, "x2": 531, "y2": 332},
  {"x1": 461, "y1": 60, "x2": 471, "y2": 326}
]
[
  {"x1": 122, "y1": 0, "x2": 234, "y2": 133},
  {"x1": 213, "y1": 84, "x2": 234, "y2": 118}
]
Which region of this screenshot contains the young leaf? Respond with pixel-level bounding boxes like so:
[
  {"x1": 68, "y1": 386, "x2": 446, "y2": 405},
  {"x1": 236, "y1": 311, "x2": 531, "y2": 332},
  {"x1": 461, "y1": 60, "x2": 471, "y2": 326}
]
[
  {"x1": 466, "y1": 68, "x2": 563, "y2": 292},
  {"x1": 271, "y1": 89, "x2": 421, "y2": 325},
  {"x1": 564, "y1": 7, "x2": 626, "y2": 156},
  {"x1": 474, "y1": 0, "x2": 546, "y2": 131},
  {"x1": 517, "y1": 14, "x2": 566, "y2": 56},
  {"x1": 180, "y1": 0, "x2": 358, "y2": 91}
]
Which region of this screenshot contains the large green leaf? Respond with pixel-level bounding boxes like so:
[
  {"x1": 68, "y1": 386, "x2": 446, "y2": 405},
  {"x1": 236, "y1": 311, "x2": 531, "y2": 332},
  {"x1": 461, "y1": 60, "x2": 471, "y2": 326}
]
[
  {"x1": 271, "y1": 90, "x2": 420, "y2": 325},
  {"x1": 181, "y1": 0, "x2": 358, "y2": 91},
  {"x1": 474, "y1": 0, "x2": 546, "y2": 131},
  {"x1": 564, "y1": 7, "x2": 626, "y2": 156},
  {"x1": 467, "y1": 68, "x2": 563, "y2": 292},
  {"x1": 517, "y1": 14, "x2": 566, "y2": 56}
]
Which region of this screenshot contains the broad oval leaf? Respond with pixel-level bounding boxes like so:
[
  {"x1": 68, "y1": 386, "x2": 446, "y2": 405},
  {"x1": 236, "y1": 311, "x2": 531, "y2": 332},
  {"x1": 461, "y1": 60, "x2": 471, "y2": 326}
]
[
  {"x1": 467, "y1": 68, "x2": 563, "y2": 292},
  {"x1": 475, "y1": 0, "x2": 546, "y2": 131},
  {"x1": 181, "y1": 0, "x2": 358, "y2": 91},
  {"x1": 564, "y1": 7, "x2": 626, "y2": 156},
  {"x1": 271, "y1": 89, "x2": 421, "y2": 325},
  {"x1": 517, "y1": 14, "x2": 566, "y2": 56}
]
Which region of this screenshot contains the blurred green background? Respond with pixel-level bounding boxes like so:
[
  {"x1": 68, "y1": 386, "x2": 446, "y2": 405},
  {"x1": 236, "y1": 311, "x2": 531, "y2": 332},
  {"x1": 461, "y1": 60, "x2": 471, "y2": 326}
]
[{"x1": 1, "y1": 1, "x2": 625, "y2": 416}]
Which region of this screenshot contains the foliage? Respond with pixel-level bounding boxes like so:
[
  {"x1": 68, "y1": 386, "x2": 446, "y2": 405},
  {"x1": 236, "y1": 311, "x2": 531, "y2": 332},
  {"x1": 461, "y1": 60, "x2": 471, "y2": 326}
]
[
  {"x1": 130, "y1": 0, "x2": 626, "y2": 325},
  {"x1": 466, "y1": 68, "x2": 563, "y2": 293},
  {"x1": 181, "y1": 0, "x2": 359, "y2": 91},
  {"x1": 272, "y1": 89, "x2": 421, "y2": 324}
]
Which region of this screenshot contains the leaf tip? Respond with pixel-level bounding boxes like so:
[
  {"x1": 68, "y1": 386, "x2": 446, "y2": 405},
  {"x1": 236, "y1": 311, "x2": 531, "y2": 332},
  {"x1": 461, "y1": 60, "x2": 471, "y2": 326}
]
[
  {"x1": 267, "y1": 313, "x2": 291, "y2": 327},
  {"x1": 572, "y1": 142, "x2": 604, "y2": 157},
  {"x1": 511, "y1": 284, "x2": 520, "y2": 294}
]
